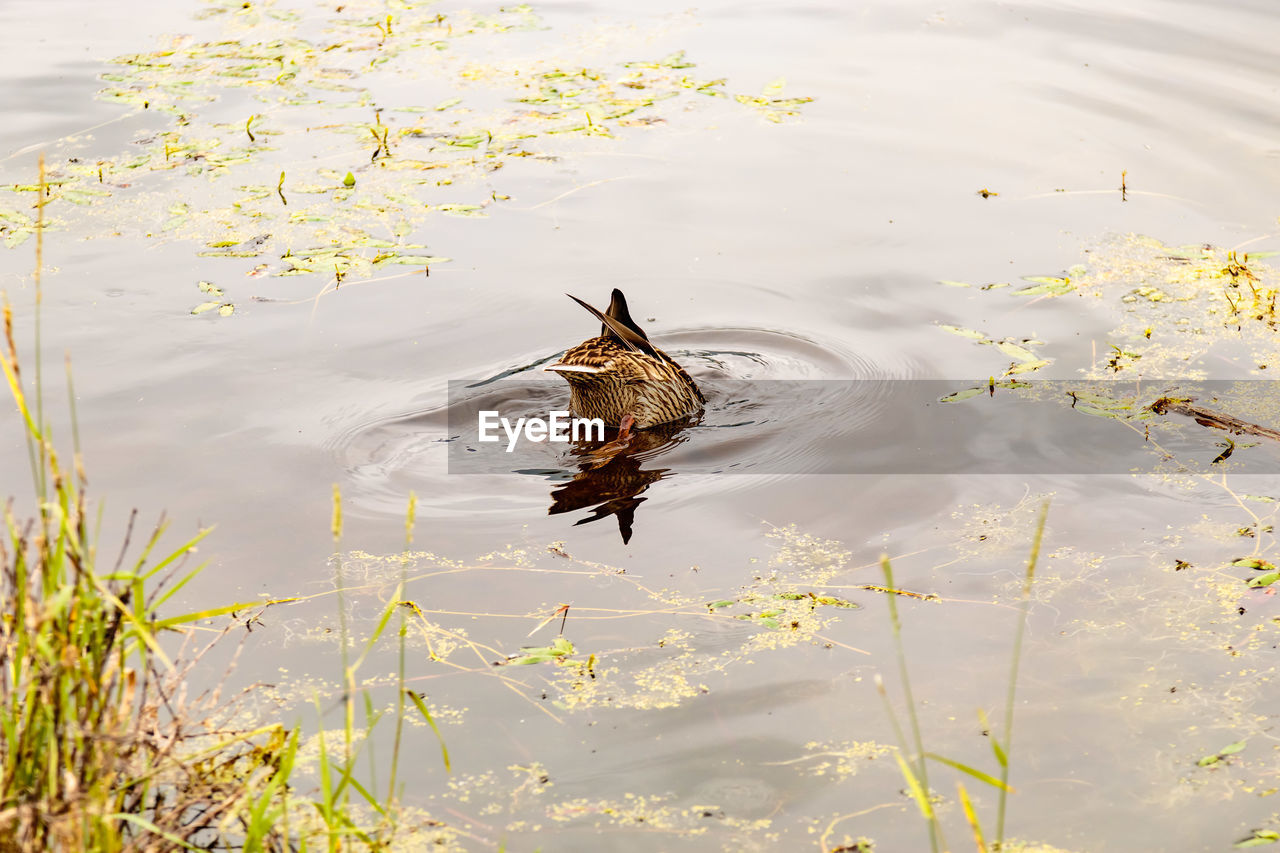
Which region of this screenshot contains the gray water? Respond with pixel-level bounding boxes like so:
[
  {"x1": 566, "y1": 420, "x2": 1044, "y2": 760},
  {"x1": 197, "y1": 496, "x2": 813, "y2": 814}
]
[{"x1": 3, "y1": 0, "x2": 1280, "y2": 849}]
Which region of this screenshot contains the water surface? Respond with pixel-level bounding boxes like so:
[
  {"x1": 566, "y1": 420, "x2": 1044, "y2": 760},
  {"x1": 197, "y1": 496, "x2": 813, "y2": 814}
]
[{"x1": 3, "y1": 0, "x2": 1280, "y2": 849}]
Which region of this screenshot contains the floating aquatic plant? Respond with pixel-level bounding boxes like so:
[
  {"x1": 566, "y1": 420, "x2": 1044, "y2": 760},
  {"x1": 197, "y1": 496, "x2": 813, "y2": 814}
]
[{"x1": 0, "y1": 0, "x2": 814, "y2": 319}]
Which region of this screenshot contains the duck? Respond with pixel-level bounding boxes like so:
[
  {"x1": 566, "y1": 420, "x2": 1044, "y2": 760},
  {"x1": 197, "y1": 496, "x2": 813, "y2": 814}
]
[{"x1": 545, "y1": 289, "x2": 704, "y2": 439}]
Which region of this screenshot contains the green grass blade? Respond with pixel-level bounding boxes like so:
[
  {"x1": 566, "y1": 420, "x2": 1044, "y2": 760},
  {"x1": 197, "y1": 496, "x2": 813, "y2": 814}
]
[
  {"x1": 957, "y1": 782, "x2": 989, "y2": 853},
  {"x1": 149, "y1": 561, "x2": 210, "y2": 609},
  {"x1": 352, "y1": 595, "x2": 400, "y2": 671},
  {"x1": 924, "y1": 751, "x2": 1014, "y2": 792},
  {"x1": 892, "y1": 749, "x2": 934, "y2": 820},
  {"x1": 109, "y1": 813, "x2": 202, "y2": 851},
  {"x1": 88, "y1": 578, "x2": 174, "y2": 669},
  {"x1": 345, "y1": 771, "x2": 387, "y2": 816},
  {"x1": 995, "y1": 499, "x2": 1050, "y2": 847},
  {"x1": 150, "y1": 599, "x2": 281, "y2": 630},
  {"x1": 405, "y1": 689, "x2": 451, "y2": 772},
  {"x1": 990, "y1": 734, "x2": 1008, "y2": 769},
  {"x1": 880, "y1": 555, "x2": 940, "y2": 853},
  {"x1": 136, "y1": 525, "x2": 215, "y2": 581}
]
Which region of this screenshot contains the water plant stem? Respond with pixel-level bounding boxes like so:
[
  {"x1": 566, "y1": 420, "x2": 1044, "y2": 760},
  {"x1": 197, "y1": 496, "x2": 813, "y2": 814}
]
[
  {"x1": 387, "y1": 491, "x2": 416, "y2": 811},
  {"x1": 881, "y1": 554, "x2": 942, "y2": 853},
  {"x1": 995, "y1": 500, "x2": 1049, "y2": 846}
]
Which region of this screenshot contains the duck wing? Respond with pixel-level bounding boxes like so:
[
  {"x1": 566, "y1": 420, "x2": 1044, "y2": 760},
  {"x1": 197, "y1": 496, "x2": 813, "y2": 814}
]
[{"x1": 566, "y1": 291, "x2": 659, "y2": 358}]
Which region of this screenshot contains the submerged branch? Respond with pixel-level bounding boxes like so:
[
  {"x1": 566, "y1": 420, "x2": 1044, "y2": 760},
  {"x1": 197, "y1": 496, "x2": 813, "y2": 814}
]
[{"x1": 1148, "y1": 397, "x2": 1280, "y2": 442}]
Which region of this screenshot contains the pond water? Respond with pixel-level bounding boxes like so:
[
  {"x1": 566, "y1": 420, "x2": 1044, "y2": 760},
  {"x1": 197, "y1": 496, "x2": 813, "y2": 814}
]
[{"x1": 4, "y1": 0, "x2": 1280, "y2": 849}]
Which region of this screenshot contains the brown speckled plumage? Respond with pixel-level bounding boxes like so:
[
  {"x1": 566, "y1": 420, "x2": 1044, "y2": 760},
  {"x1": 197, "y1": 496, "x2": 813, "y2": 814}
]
[{"x1": 545, "y1": 289, "x2": 704, "y2": 429}]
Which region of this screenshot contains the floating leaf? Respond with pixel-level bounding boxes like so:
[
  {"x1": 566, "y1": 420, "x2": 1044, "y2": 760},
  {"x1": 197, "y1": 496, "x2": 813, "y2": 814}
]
[
  {"x1": 938, "y1": 324, "x2": 987, "y2": 340},
  {"x1": 372, "y1": 254, "x2": 452, "y2": 266},
  {"x1": 1220, "y1": 741, "x2": 1247, "y2": 756},
  {"x1": 1247, "y1": 572, "x2": 1280, "y2": 588},
  {"x1": 1231, "y1": 558, "x2": 1276, "y2": 571},
  {"x1": 198, "y1": 248, "x2": 266, "y2": 258},
  {"x1": 435, "y1": 203, "x2": 486, "y2": 217},
  {"x1": 163, "y1": 203, "x2": 191, "y2": 230},
  {"x1": 71, "y1": 8, "x2": 815, "y2": 296},
  {"x1": 938, "y1": 280, "x2": 972, "y2": 288},
  {"x1": 444, "y1": 133, "x2": 489, "y2": 148},
  {"x1": 1235, "y1": 830, "x2": 1280, "y2": 848},
  {"x1": 4, "y1": 229, "x2": 34, "y2": 249},
  {"x1": 624, "y1": 50, "x2": 695, "y2": 70},
  {"x1": 58, "y1": 187, "x2": 112, "y2": 206},
  {"x1": 994, "y1": 342, "x2": 1038, "y2": 362},
  {"x1": 509, "y1": 636, "x2": 575, "y2": 665},
  {"x1": 191, "y1": 301, "x2": 222, "y2": 315},
  {"x1": 1015, "y1": 277, "x2": 1075, "y2": 296},
  {"x1": 940, "y1": 388, "x2": 985, "y2": 403},
  {"x1": 218, "y1": 304, "x2": 235, "y2": 317},
  {"x1": 1122, "y1": 286, "x2": 1170, "y2": 303},
  {"x1": 808, "y1": 596, "x2": 858, "y2": 608}
]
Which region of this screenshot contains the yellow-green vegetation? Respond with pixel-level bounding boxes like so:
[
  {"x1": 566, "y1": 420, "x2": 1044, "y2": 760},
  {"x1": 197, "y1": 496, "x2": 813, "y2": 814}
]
[
  {"x1": 930, "y1": 233, "x2": 1280, "y2": 848},
  {"x1": 0, "y1": 161, "x2": 459, "y2": 851},
  {"x1": 877, "y1": 503, "x2": 1046, "y2": 853},
  {"x1": 938, "y1": 322, "x2": 1052, "y2": 377},
  {"x1": 0, "y1": 0, "x2": 812, "y2": 312},
  {"x1": 252, "y1": 508, "x2": 1099, "y2": 851},
  {"x1": 312, "y1": 525, "x2": 874, "y2": 714},
  {"x1": 1072, "y1": 235, "x2": 1280, "y2": 378},
  {"x1": 0, "y1": 291, "x2": 297, "y2": 849},
  {"x1": 0, "y1": 160, "x2": 302, "y2": 850},
  {"x1": 0, "y1": 339, "x2": 1100, "y2": 853},
  {"x1": 936, "y1": 234, "x2": 1280, "y2": 472},
  {"x1": 936, "y1": 268, "x2": 1085, "y2": 379},
  {"x1": 941, "y1": 235, "x2": 1280, "y2": 380}
]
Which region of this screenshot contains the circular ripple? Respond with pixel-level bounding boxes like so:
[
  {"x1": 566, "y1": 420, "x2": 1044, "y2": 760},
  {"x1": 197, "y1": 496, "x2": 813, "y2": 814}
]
[{"x1": 331, "y1": 328, "x2": 920, "y2": 518}]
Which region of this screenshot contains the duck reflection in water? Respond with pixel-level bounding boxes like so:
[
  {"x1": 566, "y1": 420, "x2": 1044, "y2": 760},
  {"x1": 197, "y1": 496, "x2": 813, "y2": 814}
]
[
  {"x1": 547, "y1": 417, "x2": 695, "y2": 544},
  {"x1": 545, "y1": 289, "x2": 705, "y2": 543}
]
